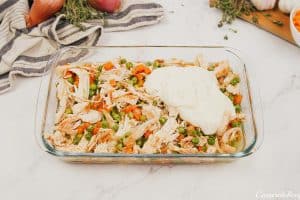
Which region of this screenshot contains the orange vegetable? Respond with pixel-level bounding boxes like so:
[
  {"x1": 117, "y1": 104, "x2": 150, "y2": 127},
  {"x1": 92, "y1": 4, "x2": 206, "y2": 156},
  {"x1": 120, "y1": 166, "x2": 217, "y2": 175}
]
[
  {"x1": 186, "y1": 125, "x2": 195, "y2": 133},
  {"x1": 77, "y1": 122, "x2": 90, "y2": 134},
  {"x1": 233, "y1": 94, "x2": 243, "y2": 105},
  {"x1": 144, "y1": 130, "x2": 153, "y2": 138},
  {"x1": 89, "y1": 73, "x2": 96, "y2": 83},
  {"x1": 135, "y1": 73, "x2": 145, "y2": 87},
  {"x1": 26, "y1": 0, "x2": 65, "y2": 28},
  {"x1": 177, "y1": 134, "x2": 185, "y2": 141},
  {"x1": 64, "y1": 71, "x2": 74, "y2": 79},
  {"x1": 92, "y1": 122, "x2": 102, "y2": 135},
  {"x1": 103, "y1": 61, "x2": 114, "y2": 70},
  {"x1": 132, "y1": 108, "x2": 142, "y2": 121},
  {"x1": 74, "y1": 76, "x2": 79, "y2": 87},
  {"x1": 123, "y1": 105, "x2": 138, "y2": 113},
  {"x1": 109, "y1": 79, "x2": 117, "y2": 87},
  {"x1": 197, "y1": 146, "x2": 203, "y2": 152},
  {"x1": 294, "y1": 11, "x2": 300, "y2": 32},
  {"x1": 132, "y1": 64, "x2": 151, "y2": 75},
  {"x1": 91, "y1": 101, "x2": 108, "y2": 112},
  {"x1": 123, "y1": 105, "x2": 142, "y2": 120}
]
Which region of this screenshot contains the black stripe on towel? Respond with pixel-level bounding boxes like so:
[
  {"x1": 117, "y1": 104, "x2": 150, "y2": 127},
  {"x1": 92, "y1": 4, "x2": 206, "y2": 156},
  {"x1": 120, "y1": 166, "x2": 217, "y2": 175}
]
[
  {"x1": 0, "y1": 73, "x2": 9, "y2": 80},
  {"x1": 105, "y1": 15, "x2": 160, "y2": 28},
  {"x1": 0, "y1": 83, "x2": 10, "y2": 91},
  {"x1": 106, "y1": 3, "x2": 162, "y2": 20},
  {"x1": 0, "y1": 30, "x2": 22, "y2": 62},
  {"x1": 16, "y1": 55, "x2": 52, "y2": 63},
  {"x1": 0, "y1": 0, "x2": 19, "y2": 14}
]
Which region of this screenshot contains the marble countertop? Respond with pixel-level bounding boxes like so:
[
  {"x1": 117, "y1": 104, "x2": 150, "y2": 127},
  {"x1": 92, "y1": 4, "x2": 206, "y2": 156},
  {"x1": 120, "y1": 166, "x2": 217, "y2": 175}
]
[{"x1": 1, "y1": 1, "x2": 300, "y2": 199}]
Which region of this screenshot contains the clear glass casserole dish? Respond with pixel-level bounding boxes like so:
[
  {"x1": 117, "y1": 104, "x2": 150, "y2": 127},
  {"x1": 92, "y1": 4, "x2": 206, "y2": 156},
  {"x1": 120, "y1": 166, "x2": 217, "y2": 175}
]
[{"x1": 35, "y1": 46, "x2": 263, "y2": 164}]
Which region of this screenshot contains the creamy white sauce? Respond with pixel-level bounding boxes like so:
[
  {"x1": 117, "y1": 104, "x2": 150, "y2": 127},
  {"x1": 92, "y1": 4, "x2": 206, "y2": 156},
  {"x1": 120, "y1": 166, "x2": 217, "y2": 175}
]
[{"x1": 144, "y1": 66, "x2": 236, "y2": 135}]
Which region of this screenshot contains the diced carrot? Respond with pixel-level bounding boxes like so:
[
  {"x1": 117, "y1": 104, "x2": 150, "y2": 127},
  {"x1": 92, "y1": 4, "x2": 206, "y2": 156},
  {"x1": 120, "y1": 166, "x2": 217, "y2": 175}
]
[
  {"x1": 144, "y1": 130, "x2": 153, "y2": 138},
  {"x1": 89, "y1": 73, "x2": 96, "y2": 83},
  {"x1": 97, "y1": 102, "x2": 108, "y2": 112},
  {"x1": 177, "y1": 134, "x2": 185, "y2": 141},
  {"x1": 233, "y1": 94, "x2": 243, "y2": 105},
  {"x1": 92, "y1": 122, "x2": 101, "y2": 135},
  {"x1": 137, "y1": 79, "x2": 144, "y2": 87},
  {"x1": 109, "y1": 79, "x2": 117, "y2": 87},
  {"x1": 294, "y1": 16, "x2": 300, "y2": 21},
  {"x1": 134, "y1": 73, "x2": 145, "y2": 87},
  {"x1": 135, "y1": 73, "x2": 144, "y2": 81},
  {"x1": 103, "y1": 61, "x2": 114, "y2": 71},
  {"x1": 197, "y1": 146, "x2": 202, "y2": 152},
  {"x1": 123, "y1": 105, "x2": 138, "y2": 113},
  {"x1": 74, "y1": 76, "x2": 79, "y2": 87},
  {"x1": 186, "y1": 125, "x2": 195, "y2": 133},
  {"x1": 132, "y1": 107, "x2": 142, "y2": 121},
  {"x1": 132, "y1": 64, "x2": 151, "y2": 75},
  {"x1": 77, "y1": 122, "x2": 90, "y2": 134},
  {"x1": 64, "y1": 71, "x2": 73, "y2": 79}
]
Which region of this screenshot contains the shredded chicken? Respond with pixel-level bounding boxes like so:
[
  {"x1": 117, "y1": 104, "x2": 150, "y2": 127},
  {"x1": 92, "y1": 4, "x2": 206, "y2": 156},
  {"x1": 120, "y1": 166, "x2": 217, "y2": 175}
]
[{"x1": 45, "y1": 57, "x2": 245, "y2": 154}]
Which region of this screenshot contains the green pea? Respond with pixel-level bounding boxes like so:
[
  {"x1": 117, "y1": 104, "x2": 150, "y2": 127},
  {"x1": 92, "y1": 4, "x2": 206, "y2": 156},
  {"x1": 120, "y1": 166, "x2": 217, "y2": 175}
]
[
  {"x1": 207, "y1": 66, "x2": 215, "y2": 71},
  {"x1": 140, "y1": 115, "x2": 147, "y2": 122},
  {"x1": 159, "y1": 117, "x2": 167, "y2": 125},
  {"x1": 128, "y1": 112, "x2": 133, "y2": 119},
  {"x1": 191, "y1": 137, "x2": 198, "y2": 145},
  {"x1": 235, "y1": 105, "x2": 241, "y2": 113},
  {"x1": 101, "y1": 120, "x2": 109, "y2": 128},
  {"x1": 146, "y1": 61, "x2": 152, "y2": 66},
  {"x1": 136, "y1": 138, "x2": 143, "y2": 147},
  {"x1": 220, "y1": 88, "x2": 226, "y2": 93},
  {"x1": 120, "y1": 111, "x2": 125, "y2": 118},
  {"x1": 230, "y1": 77, "x2": 240, "y2": 86},
  {"x1": 89, "y1": 89, "x2": 96, "y2": 98},
  {"x1": 178, "y1": 127, "x2": 186, "y2": 134},
  {"x1": 207, "y1": 136, "x2": 216, "y2": 145},
  {"x1": 87, "y1": 125, "x2": 94, "y2": 133},
  {"x1": 72, "y1": 133, "x2": 83, "y2": 145},
  {"x1": 152, "y1": 100, "x2": 158, "y2": 106},
  {"x1": 120, "y1": 58, "x2": 127, "y2": 64},
  {"x1": 98, "y1": 64, "x2": 103, "y2": 72},
  {"x1": 116, "y1": 143, "x2": 123, "y2": 151},
  {"x1": 195, "y1": 129, "x2": 202, "y2": 136},
  {"x1": 65, "y1": 108, "x2": 73, "y2": 114},
  {"x1": 189, "y1": 129, "x2": 200, "y2": 136},
  {"x1": 153, "y1": 61, "x2": 160, "y2": 69},
  {"x1": 231, "y1": 121, "x2": 241, "y2": 127},
  {"x1": 112, "y1": 124, "x2": 119, "y2": 132},
  {"x1": 131, "y1": 76, "x2": 138, "y2": 85},
  {"x1": 228, "y1": 94, "x2": 234, "y2": 101},
  {"x1": 202, "y1": 145, "x2": 208, "y2": 152},
  {"x1": 67, "y1": 77, "x2": 74, "y2": 84},
  {"x1": 90, "y1": 83, "x2": 97, "y2": 91},
  {"x1": 112, "y1": 112, "x2": 121, "y2": 122},
  {"x1": 126, "y1": 62, "x2": 133, "y2": 69},
  {"x1": 85, "y1": 131, "x2": 92, "y2": 141},
  {"x1": 124, "y1": 132, "x2": 131, "y2": 137}
]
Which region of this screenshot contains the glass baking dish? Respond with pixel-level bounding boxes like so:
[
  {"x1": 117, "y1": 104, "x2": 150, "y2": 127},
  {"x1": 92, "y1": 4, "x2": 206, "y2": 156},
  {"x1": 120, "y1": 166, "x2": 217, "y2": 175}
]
[{"x1": 35, "y1": 46, "x2": 263, "y2": 164}]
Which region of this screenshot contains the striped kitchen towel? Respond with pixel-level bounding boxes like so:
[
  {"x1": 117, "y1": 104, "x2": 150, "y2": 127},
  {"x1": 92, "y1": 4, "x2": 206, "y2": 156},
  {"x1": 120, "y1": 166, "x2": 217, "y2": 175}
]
[{"x1": 0, "y1": 0, "x2": 164, "y2": 94}]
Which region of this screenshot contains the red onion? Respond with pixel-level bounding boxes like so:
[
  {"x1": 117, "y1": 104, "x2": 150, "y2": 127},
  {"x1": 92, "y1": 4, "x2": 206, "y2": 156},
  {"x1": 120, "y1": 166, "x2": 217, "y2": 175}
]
[{"x1": 88, "y1": 0, "x2": 121, "y2": 13}]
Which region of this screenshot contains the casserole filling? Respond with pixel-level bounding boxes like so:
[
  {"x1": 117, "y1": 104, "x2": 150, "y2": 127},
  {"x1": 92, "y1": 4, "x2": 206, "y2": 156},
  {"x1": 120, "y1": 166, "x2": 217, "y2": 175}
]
[{"x1": 45, "y1": 56, "x2": 245, "y2": 154}]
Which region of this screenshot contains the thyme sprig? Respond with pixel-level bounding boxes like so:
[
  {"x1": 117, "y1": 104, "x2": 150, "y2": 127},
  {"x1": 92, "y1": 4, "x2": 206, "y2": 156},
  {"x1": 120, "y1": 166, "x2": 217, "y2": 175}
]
[
  {"x1": 210, "y1": 0, "x2": 256, "y2": 27},
  {"x1": 60, "y1": 0, "x2": 106, "y2": 29}
]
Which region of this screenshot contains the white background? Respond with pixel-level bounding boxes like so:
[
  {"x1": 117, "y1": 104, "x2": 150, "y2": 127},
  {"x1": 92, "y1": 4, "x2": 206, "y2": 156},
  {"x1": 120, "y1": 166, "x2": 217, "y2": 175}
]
[{"x1": 1, "y1": 1, "x2": 300, "y2": 199}]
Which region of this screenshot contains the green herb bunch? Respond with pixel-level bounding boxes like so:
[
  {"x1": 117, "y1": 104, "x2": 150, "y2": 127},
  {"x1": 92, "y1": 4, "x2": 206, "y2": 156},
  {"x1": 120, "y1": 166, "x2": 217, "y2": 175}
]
[
  {"x1": 210, "y1": 0, "x2": 256, "y2": 27},
  {"x1": 60, "y1": 0, "x2": 106, "y2": 29}
]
